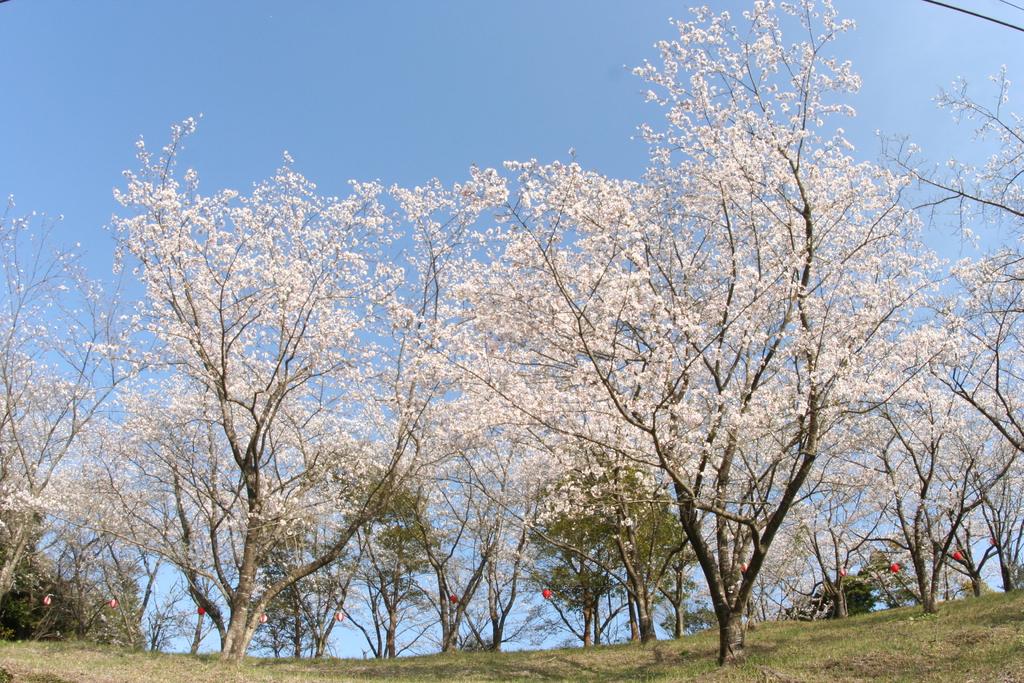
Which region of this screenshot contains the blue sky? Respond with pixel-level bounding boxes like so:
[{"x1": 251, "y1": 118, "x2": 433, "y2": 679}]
[
  {"x1": 3, "y1": 0, "x2": 1023, "y2": 277},
  {"x1": 3, "y1": 0, "x2": 1023, "y2": 655}
]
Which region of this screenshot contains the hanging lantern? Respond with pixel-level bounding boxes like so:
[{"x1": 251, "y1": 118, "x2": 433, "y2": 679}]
[
  {"x1": 889, "y1": 562, "x2": 900, "y2": 574},
  {"x1": 334, "y1": 611, "x2": 345, "y2": 623},
  {"x1": 108, "y1": 598, "x2": 119, "y2": 609},
  {"x1": 542, "y1": 588, "x2": 552, "y2": 600},
  {"x1": 448, "y1": 594, "x2": 458, "y2": 604},
  {"x1": 197, "y1": 606, "x2": 206, "y2": 616},
  {"x1": 259, "y1": 613, "x2": 268, "y2": 625},
  {"x1": 839, "y1": 568, "x2": 847, "y2": 578},
  {"x1": 42, "y1": 594, "x2": 53, "y2": 606},
  {"x1": 991, "y1": 537, "x2": 998, "y2": 547},
  {"x1": 740, "y1": 563, "x2": 748, "y2": 574},
  {"x1": 952, "y1": 551, "x2": 963, "y2": 561}
]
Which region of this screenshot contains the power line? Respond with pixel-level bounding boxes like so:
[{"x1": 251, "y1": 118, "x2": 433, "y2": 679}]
[
  {"x1": 994, "y1": 0, "x2": 1024, "y2": 14},
  {"x1": 920, "y1": 0, "x2": 1024, "y2": 33}
]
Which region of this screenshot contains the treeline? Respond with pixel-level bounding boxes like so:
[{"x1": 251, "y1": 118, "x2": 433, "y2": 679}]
[{"x1": 2, "y1": 0, "x2": 1024, "y2": 666}]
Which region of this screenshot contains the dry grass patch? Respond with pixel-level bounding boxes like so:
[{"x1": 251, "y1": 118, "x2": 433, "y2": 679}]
[{"x1": 1, "y1": 591, "x2": 1022, "y2": 682}]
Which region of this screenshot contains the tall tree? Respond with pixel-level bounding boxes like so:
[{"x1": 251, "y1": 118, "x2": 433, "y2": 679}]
[
  {"x1": 453, "y1": 0, "x2": 929, "y2": 663},
  {"x1": 0, "y1": 204, "x2": 127, "y2": 609},
  {"x1": 105, "y1": 121, "x2": 504, "y2": 659},
  {"x1": 866, "y1": 359, "x2": 1000, "y2": 613}
]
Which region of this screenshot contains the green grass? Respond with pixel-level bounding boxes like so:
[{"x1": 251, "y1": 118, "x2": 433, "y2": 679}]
[{"x1": 2, "y1": 591, "x2": 1023, "y2": 682}]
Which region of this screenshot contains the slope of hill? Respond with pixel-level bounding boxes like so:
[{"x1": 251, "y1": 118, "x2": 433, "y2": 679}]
[{"x1": 2, "y1": 591, "x2": 1023, "y2": 682}]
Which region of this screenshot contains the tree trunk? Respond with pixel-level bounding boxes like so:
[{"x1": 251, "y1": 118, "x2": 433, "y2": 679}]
[
  {"x1": 833, "y1": 583, "x2": 848, "y2": 619},
  {"x1": 0, "y1": 523, "x2": 31, "y2": 606},
  {"x1": 190, "y1": 616, "x2": 203, "y2": 655},
  {"x1": 487, "y1": 569, "x2": 503, "y2": 652},
  {"x1": 999, "y1": 552, "x2": 1016, "y2": 592},
  {"x1": 671, "y1": 569, "x2": 686, "y2": 637},
  {"x1": 636, "y1": 592, "x2": 658, "y2": 643},
  {"x1": 909, "y1": 550, "x2": 938, "y2": 614},
  {"x1": 220, "y1": 525, "x2": 262, "y2": 661},
  {"x1": 490, "y1": 620, "x2": 503, "y2": 652},
  {"x1": 582, "y1": 603, "x2": 593, "y2": 648},
  {"x1": 717, "y1": 612, "x2": 745, "y2": 665},
  {"x1": 386, "y1": 619, "x2": 397, "y2": 658},
  {"x1": 627, "y1": 596, "x2": 639, "y2": 642},
  {"x1": 221, "y1": 618, "x2": 258, "y2": 661},
  {"x1": 672, "y1": 603, "x2": 684, "y2": 638},
  {"x1": 921, "y1": 586, "x2": 937, "y2": 614}
]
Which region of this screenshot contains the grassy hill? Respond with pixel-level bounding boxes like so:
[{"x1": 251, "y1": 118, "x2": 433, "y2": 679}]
[{"x1": 2, "y1": 591, "x2": 1023, "y2": 682}]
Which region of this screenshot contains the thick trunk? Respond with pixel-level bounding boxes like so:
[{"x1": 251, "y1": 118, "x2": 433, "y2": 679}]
[
  {"x1": 221, "y1": 617, "x2": 258, "y2": 660},
  {"x1": 441, "y1": 627, "x2": 457, "y2": 652},
  {"x1": 921, "y1": 588, "x2": 937, "y2": 614},
  {"x1": 490, "y1": 619, "x2": 503, "y2": 652},
  {"x1": 221, "y1": 617, "x2": 249, "y2": 659},
  {"x1": 314, "y1": 634, "x2": 328, "y2": 658},
  {"x1": 582, "y1": 602, "x2": 593, "y2": 648},
  {"x1": 908, "y1": 549, "x2": 938, "y2": 614},
  {"x1": 0, "y1": 523, "x2": 31, "y2": 605},
  {"x1": 918, "y1": 565, "x2": 938, "y2": 614},
  {"x1": 833, "y1": 584, "x2": 848, "y2": 619},
  {"x1": 717, "y1": 612, "x2": 745, "y2": 665},
  {"x1": 221, "y1": 575, "x2": 258, "y2": 660},
  {"x1": 672, "y1": 604, "x2": 684, "y2": 638},
  {"x1": 220, "y1": 505, "x2": 263, "y2": 661},
  {"x1": 636, "y1": 593, "x2": 658, "y2": 643},
  {"x1": 971, "y1": 575, "x2": 983, "y2": 598},
  {"x1": 437, "y1": 573, "x2": 457, "y2": 653},
  {"x1": 999, "y1": 554, "x2": 1016, "y2": 592},
  {"x1": 386, "y1": 620, "x2": 397, "y2": 658}
]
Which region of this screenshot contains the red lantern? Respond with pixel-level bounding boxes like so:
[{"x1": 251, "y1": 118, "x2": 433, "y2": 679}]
[
  {"x1": 991, "y1": 537, "x2": 998, "y2": 546},
  {"x1": 542, "y1": 588, "x2": 552, "y2": 600},
  {"x1": 334, "y1": 611, "x2": 345, "y2": 623},
  {"x1": 42, "y1": 594, "x2": 53, "y2": 606},
  {"x1": 889, "y1": 562, "x2": 900, "y2": 574},
  {"x1": 740, "y1": 563, "x2": 748, "y2": 573},
  {"x1": 952, "y1": 551, "x2": 963, "y2": 561},
  {"x1": 259, "y1": 613, "x2": 268, "y2": 625},
  {"x1": 839, "y1": 568, "x2": 847, "y2": 578},
  {"x1": 108, "y1": 598, "x2": 119, "y2": 609},
  {"x1": 197, "y1": 606, "x2": 206, "y2": 616},
  {"x1": 448, "y1": 594, "x2": 458, "y2": 604}
]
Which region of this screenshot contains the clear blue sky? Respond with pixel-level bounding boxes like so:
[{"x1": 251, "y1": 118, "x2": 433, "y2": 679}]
[
  {"x1": 2, "y1": 0, "x2": 1023, "y2": 655},
  {"x1": 3, "y1": 0, "x2": 1023, "y2": 276}
]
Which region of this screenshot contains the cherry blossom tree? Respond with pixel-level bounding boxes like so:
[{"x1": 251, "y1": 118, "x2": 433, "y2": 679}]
[
  {"x1": 976, "y1": 448, "x2": 1024, "y2": 591},
  {"x1": 865, "y1": 359, "x2": 998, "y2": 613},
  {"x1": 452, "y1": 0, "x2": 931, "y2": 663},
  {"x1": 104, "y1": 120, "x2": 505, "y2": 659},
  {"x1": 410, "y1": 469, "x2": 495, "y2": 653},
  {"x1": 451, "y1": 437, "x2": 539, "y2": 651},
  {"x1": 946, "y1": 506, "x2": 999, "y2": 597},
  {"x1": 884, "y1": 68, "x2": 1024, "y2": 592},
  {"x1": 0, "y1": 202, "x2": 129, "y2": 608},
  {"x1": 347, "y1": 491, "x2": 431, "y2": 659},
  {"x1": 789, "y1": 454, "x2": 883, "y2": 619}
]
